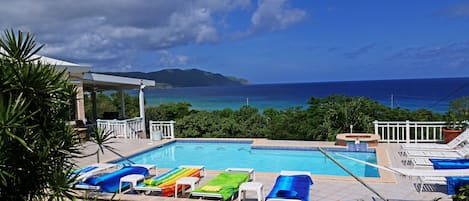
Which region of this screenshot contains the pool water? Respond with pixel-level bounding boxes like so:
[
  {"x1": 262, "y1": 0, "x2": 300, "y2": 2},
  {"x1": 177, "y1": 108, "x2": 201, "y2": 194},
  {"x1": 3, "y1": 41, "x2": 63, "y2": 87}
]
[{"x1": 115, "y1": 141, "x2": 379, "y2": 177}]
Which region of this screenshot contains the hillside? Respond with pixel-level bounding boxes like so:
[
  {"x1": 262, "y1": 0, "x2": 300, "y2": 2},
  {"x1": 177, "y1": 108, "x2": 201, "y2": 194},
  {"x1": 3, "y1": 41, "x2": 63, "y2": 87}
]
[{"x1": 102, "y1": 68, "x2": 249, "y2": 87}]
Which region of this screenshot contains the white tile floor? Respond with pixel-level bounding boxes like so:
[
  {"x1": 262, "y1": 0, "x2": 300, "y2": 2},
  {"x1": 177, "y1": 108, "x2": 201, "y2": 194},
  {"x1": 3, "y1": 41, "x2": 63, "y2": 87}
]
[{"x1": 74, "y1": 138, "x2": 454, "y2": 201}]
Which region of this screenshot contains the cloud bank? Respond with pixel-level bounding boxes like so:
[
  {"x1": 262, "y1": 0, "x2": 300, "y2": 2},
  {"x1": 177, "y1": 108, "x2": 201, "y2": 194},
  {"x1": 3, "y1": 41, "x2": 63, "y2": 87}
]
[{"x1": 0, "y1": 0, "x2": 307, "y2": 71}]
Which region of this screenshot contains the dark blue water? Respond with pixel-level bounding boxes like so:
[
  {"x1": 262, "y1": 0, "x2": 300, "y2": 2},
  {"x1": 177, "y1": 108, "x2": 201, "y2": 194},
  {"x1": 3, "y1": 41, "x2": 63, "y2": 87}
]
[{"x1": 144, "y1": 78, "x2": 469, "y2": 113}]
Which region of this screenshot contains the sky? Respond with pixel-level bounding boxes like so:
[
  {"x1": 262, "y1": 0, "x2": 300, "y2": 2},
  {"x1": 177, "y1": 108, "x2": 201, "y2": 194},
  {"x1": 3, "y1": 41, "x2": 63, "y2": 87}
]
[{"x1": 0, "y1": 0, "x2": 469, "y2": 84}]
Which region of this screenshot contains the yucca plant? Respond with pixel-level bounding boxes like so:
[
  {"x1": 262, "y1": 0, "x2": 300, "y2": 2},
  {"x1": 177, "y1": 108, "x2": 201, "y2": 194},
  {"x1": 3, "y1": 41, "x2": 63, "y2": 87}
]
[
  {"x1": 90, "y1": 128, "x2": 135, "y2": 164},
  {"x1": 91, "y1": 128, "x2": 116, "y2": 163},
  {"x1": 453, "y1": 184, "x2": 469, "y2": 201},
  {"x1": 0, "y1": 29, "x2": 81, "y2": 200}
]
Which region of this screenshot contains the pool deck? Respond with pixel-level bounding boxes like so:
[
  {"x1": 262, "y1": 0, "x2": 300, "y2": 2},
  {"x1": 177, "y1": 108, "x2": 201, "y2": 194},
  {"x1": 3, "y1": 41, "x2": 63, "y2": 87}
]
[{"x1": 74, "y1": 138, "x2": 453, "y2": 201}]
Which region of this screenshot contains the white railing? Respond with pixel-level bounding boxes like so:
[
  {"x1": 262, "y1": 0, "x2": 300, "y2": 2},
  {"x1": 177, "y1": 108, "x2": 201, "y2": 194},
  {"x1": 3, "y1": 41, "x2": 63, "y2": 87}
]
[
  {"x1": 97, "y1": 117, "x2": 144, "y2": 139},
  {"x1": 373, "y1": 120, "x2": 446, "y2": 143},
  {"x1": 149, "y1": 120, "x2": 175, "y2": 140}
]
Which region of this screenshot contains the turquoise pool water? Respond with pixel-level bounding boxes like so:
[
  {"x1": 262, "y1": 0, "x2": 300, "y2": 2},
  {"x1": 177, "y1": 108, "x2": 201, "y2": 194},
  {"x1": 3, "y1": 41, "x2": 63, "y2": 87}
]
[{"x1": 115, "y1": 141, "x2": 379, "y2": 177}]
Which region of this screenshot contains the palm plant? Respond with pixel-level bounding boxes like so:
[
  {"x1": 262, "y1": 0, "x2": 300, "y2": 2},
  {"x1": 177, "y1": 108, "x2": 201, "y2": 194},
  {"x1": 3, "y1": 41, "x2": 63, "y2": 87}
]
[
  {"x1": 0, "y1": 29, "x2": 81, "y2": 200},
  {"x1": 91, "y1": 128, "x2": 116, "y2": 163},
  {"x1": 90, "y1": 128, "x2": 135, "y2": 164}
]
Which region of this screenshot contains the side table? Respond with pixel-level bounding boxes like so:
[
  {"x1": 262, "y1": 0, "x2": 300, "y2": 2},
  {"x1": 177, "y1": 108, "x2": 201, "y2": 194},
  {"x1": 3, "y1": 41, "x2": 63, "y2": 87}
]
[
  {"x1": 119, "y1": 174, "x2": 145, "y2": 193},
  {"x1": 175, "y1": 176, "x2": 200, "y2": 198},
  {"x1": 238, "y1": 182, "x2": 263, "y2": 201}
]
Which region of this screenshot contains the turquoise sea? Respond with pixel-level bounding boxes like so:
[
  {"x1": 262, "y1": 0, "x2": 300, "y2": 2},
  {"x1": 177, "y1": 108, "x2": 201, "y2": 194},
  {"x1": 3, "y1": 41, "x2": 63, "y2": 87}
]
[{"x1": 142, "y1": 78, "x2": 469, "y2": 113}]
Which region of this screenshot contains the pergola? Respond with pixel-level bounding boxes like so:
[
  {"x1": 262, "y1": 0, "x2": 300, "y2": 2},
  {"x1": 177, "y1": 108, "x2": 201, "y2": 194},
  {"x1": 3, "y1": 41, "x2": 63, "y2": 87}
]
[{"x1": 35, "y1": 55, "x2": 155, "y2": 130}]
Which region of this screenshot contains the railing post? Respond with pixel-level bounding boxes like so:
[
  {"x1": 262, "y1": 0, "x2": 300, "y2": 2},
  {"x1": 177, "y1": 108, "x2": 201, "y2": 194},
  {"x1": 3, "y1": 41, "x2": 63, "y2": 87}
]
[
  {"x1": 386, "y1": 123, "x2": 390, "y2": 143},
  {"x1": 405, "y1": 120, "x2": 410, "y2": 143},
  {"x1": 373, "y1": 120, "x2": 378, "y2": 135},
  {"x1": 170, "y1": 120, "x2": 175, "y2": 139},
  {"x1": 124, "y1": 120, "x2": 127, "y2": 139},
  {"x1": 107, "y1": 120, "x2": 112, "y2": 137},
  {"x1": 149, "y1": 120, "x2": 154, "y2": 141}
]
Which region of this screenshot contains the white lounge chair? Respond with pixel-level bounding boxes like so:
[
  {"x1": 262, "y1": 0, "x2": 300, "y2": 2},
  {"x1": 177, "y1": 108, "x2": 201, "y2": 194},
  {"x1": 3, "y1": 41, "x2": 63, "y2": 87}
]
[
  {"x1": 403, "y1": 145, "x2": 469, "y2": 165},
  {"x1": 390, "y1": 168, "x2": 469, "y2": 193},
  {"x1": 336, "y1": 153, "x2": 469, "y2": 193},
  {"x1": 407, "y1": 157, "x2": 434, "y2": 167},
  {"x1": 400, "y1": 129, "x2": 469, "y2": 151}
]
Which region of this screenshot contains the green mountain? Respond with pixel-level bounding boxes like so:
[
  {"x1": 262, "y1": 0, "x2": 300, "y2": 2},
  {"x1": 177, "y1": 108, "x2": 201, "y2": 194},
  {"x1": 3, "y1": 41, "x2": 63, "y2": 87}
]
[{"x1": 102, "y1": 68, "x2": 249, "y2": 87}]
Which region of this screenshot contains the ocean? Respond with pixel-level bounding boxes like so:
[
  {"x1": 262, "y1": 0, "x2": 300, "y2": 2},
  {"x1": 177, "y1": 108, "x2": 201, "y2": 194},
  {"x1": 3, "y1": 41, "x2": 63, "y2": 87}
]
[{"x1": 143, "y1": 78, "x2": 469, "y2": 113}]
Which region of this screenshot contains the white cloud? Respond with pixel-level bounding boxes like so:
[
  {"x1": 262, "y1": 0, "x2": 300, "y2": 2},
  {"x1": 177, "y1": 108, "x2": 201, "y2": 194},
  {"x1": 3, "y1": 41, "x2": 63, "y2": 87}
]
[
  {"x1": 0, "y1": 0, "x2": 252, "y2": 68},
  {"x1": 158, "y1": 50, "x2": 189, "y2": 66},
  {"x1": 251, "y1": 0, "x2": 307, "y2": 31},
  {"x1": 0, "y1": 0, "x2": 307, "y2": 71}
]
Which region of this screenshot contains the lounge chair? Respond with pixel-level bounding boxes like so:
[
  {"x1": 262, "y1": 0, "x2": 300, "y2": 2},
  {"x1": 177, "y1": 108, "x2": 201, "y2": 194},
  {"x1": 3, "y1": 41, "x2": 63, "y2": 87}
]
[
  {"x1": 72, "y1": 163, "x2": 119, "y2": 182},
  {"x1": 425, "y1": 158, "x2": 469, "y2": 194},
  {"x1": 408, "y1": 157, "x2": 469, "y2": 168},
  {"x1": 391, "y1": 167, "x2": 469, "y2": 194},
  {"x1": 265, "y1": 171, "x2": 313, "y2": 201},
  {"x1": 407, "y1": 157, "x2": 437, "y2": 167},
  {"x1": 74, "y1": 164, "x2": 156, "y2": 193},
  {"x1": 408, "y1": 157, "x2": 469, "y2": 171},
  {"x1": 400, "y1": 129, "x2": 469, "y2": 150},
  {"x1": 133, "y1": 165, "x2": 205, "y2": 196},
  {"x1": 190, "y1": 168, "x2": 253, "y2": 201},
  {"x1": 403, "y1": 145, "x2": 469, "y2": 165},
  {"x1": 336, "y1": 152, "x2": 469, "y2": 194}
]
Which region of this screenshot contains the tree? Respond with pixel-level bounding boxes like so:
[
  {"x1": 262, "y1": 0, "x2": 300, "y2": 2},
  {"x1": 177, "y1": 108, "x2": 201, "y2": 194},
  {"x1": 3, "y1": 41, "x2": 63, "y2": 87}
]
[
  {"x1": 111, "y1": 91, "x2": 139, "y2": 118},
  {"x1": 84, "y1": 92, "x2": 117, "y2": 122},
  {"x1": 0, "y1": 30, "x2": 80, "y2": 200}
]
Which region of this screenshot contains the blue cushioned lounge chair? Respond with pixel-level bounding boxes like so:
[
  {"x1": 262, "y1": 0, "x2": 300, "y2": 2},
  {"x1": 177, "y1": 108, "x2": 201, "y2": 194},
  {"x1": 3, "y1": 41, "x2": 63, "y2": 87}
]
[
  {"x1": 74, "y1": 164, "x2": 155, "y2": 193},
  {"x1": 266, "y1": 171, "x2": 313, "y2": 201}
]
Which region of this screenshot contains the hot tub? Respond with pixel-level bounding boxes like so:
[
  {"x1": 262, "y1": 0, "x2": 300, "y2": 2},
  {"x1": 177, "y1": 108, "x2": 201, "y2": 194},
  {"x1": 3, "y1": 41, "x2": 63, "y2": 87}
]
[{"x1": 336, "y1": 133, "x2": 380, "y2": 147}]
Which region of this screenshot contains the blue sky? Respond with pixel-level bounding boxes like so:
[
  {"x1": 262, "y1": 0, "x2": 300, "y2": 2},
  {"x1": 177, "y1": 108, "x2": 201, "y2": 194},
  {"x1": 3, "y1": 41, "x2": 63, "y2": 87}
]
[{"x1": 1, "y1": 0, "x2": 469, "y2": 83}]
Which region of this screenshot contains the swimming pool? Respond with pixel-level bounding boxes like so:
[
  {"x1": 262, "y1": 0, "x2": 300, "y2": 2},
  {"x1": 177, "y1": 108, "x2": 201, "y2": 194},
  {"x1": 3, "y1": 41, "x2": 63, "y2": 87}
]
[{"x1": 114, "y1": 141, "x2": 379, "y2": 177}]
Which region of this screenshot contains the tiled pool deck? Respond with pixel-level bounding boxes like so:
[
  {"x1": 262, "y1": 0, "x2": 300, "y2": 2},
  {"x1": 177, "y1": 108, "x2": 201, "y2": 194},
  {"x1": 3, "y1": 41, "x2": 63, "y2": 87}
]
[{"x1": 74, "y1": 138, "x2": 453, "y2": 201}]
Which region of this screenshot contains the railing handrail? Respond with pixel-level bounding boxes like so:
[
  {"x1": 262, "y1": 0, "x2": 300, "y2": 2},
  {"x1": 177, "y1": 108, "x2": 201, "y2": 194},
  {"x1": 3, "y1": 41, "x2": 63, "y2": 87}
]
[
  {"x1": 97, "y1": 117, "x2": 143, "y2": 122},
  {"x1": 97, "y1": 117, "x2": 144, "y2": 139},
  {"x1": 373, "y1": 120, "x2": 447, "y2": 144},
  {"x1": 149, "y1": 120, "x2": 175, "y2": 140},
  {"x1": 373, "y1": 120, "x2": 446, "y2": 124},
  {"x1": 149, "y1": 120, "x2": 175, "y2": 124}
]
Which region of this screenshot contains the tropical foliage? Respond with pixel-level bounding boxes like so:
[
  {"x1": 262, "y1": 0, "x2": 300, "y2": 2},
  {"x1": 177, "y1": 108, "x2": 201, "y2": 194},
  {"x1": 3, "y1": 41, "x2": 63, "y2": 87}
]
[
  {"x1": 0, "y1": 30, "x2": 80, "y2": 200},
  {"x1": 175, "y1": 95, "x2": 443, "y2": 140},
  {"x1": 453, "y1": 184, "x2": 469, "y2": 201},
  {"x1": 91, "y1": 91, "x2": 444, "y2": 140},
  {"x1": 446, "y1": 96, "x2": 469, "y2": 129}
]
